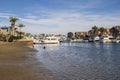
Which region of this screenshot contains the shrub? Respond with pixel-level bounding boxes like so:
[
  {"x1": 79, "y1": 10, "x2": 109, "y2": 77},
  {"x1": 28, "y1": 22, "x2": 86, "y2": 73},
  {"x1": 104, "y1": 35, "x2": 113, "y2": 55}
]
[{"x1": 8, "y1": 36, "x2": 14, "y2": 42}]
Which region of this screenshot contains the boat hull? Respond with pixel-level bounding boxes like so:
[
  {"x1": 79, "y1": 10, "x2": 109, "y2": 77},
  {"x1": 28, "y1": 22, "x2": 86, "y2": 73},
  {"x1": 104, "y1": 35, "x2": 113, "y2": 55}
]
[{"x1": 41, "y1": 41, "x2": 59, "y2": 44}]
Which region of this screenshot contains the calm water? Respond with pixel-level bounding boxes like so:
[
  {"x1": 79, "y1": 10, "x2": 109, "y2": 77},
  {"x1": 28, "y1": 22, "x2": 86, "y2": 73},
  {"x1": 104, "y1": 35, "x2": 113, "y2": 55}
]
[{"x1": 34, "y1": 42, "x2": 120, "y2": 80}]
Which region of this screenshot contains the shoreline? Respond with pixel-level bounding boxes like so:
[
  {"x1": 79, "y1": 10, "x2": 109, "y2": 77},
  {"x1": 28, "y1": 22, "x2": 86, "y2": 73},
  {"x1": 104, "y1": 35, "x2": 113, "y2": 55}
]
[{"x1": 0, "y1": 41, "x2": 57, "y2": 80}]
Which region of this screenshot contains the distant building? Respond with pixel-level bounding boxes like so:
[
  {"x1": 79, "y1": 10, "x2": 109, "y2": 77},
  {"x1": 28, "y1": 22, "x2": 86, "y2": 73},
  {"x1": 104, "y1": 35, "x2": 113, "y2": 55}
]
[
  {"x1": 115, "y1": 26, "x2": 120, "y2": 31},
  {"x1": 75, "y1": 32, "x2": 88, "y2": 39},
  {"x1": 0, "y1": 26, "x2": 9, "y2": 35},
  {"x1": 54, "y1": 34, "x2": 67, "y2": 40},
  {"x1": 106, "y1": 28, "x2": 110, "y2": 34},
  {"x1": 0, "y1": 26, "x2": 18, "y2": 36}
]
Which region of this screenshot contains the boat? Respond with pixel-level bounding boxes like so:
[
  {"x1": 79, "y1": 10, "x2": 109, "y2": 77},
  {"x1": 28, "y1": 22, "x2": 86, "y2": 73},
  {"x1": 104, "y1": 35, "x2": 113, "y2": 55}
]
[
  {"x1": 41, "y1": 36, "x2": 59, "y2": 44},
  {"x1": 88, "y1": 37, "x2": 93, "y2": 42},
  {"x1": 93, "y1": 36, "x2": 100, "y2": 42},
  {"x1": 33, "y1": 39, "x2": 41, "y2": 44},
  {"x1": 115, "y1": 39, "x2": 120, "y2": 43},
  {"x1": 109, "y1": 37, "x2": 116, "y2": 43},
  {"x1": 100, "y1": 35, "x2": 111, "y2": 43},
  {"x1": 70, "y1": 39, "x2": 83, "y2": 42}
]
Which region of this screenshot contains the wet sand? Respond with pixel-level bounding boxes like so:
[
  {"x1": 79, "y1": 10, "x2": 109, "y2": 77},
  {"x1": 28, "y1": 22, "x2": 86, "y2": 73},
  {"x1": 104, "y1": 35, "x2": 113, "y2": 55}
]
[{"x1": 0, "y1": 41, "x2": 57, "y2": 80}]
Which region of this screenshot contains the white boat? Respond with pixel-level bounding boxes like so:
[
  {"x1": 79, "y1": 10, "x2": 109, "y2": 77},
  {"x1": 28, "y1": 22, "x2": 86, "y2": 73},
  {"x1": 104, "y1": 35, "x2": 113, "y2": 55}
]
[
  {"x1": 109, "y1": 37, "x2": 116, "y2": 43},
  {"x1": 93, "y1": 36, "x2": 100, "y2": 42},
  {"x1": 115, "y1": 39, "x2": 120, "y2": 43},
  {"x1": 70, "y1": 39, "x2": 83, "y2": 42},
  {"x1": 33, "y1": 39, "x2": 41, "y2": 44},
  {"x1": 41, "y1": 36, "x2": 59, "y2": 44},
  {"x1": 100, "y1": 35, "x2": 111, "y2": 43}
]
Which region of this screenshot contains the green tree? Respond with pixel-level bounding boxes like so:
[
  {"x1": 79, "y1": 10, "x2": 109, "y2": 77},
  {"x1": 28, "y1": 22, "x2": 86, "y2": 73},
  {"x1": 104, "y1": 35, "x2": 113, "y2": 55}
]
[
  {"x1": 92, "y1": 25, "x2": 99, "y2": 34},
  {"x1": 110, "y1": 27, "x2": 119, "y2": 38},
  {"x1": 88, "y1": 30, "x2": 93, "y2": 35},
  {"x1": 41, "y1": 34, "x2": 45, "y2": 37},
  {"x1": 67, "y1": 32, "x2": 73, "y2": 39},
  {"x1": 88, "y1": 30, "x2": 93, "y2": 39},
  {"x1": 9, "y1": 17, "x2": 19, "y2": 36},
  {"x1": 25, "y1": 33, "x2": 31, "y2": 37},
  {"x1": 99, "y1": 27, "x2": 106, "y2": 35},
  {"x1": 75, "y1": 32, "x2": 78, "y2": 39}
]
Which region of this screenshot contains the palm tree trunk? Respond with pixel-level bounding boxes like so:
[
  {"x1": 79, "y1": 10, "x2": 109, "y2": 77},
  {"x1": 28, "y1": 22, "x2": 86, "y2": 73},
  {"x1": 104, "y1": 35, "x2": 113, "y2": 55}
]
[
  {"x1": 20, "y1": 27, "x2": 21, "y2": 38},
  {"x1": 11, "y1": 22, "x2": 15, "y2": 36}
]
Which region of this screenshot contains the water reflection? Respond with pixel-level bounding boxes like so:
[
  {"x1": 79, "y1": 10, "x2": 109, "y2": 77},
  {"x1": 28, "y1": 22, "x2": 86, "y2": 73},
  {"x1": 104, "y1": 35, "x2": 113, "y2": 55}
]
[{"x1": 34, "y1": 43, "x2": 120, "y2": 80}]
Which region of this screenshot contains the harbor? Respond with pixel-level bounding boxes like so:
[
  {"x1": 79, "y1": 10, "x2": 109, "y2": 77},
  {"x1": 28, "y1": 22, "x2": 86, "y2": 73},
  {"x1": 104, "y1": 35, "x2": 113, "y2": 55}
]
[
  {"x1": 34, "y1": 42, "x2": 120, "y2": 80},
  {"x1": 0, "y1": 0, "x2": 120, "y2": 80}
]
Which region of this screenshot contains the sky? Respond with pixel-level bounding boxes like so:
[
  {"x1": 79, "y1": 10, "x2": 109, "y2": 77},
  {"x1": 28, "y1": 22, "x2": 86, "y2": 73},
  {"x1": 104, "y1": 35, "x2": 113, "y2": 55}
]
[{"x1": 0, "y1": 0, "x2": 120, "y2": 35}]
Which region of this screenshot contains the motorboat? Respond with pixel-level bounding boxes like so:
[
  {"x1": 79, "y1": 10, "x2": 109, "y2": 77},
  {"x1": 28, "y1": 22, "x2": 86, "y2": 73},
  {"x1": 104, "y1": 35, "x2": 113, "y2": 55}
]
[
  {"x1": 115, "y1": 39, "x2": 120, "y2": 43},
  {"x1": 100, "y1": 35, "x2": 111, "y2": 43},
  {"x1": 93, "y1": 36, "x2": 100, "y2": 42},
  {"x1": 41, "y1": 36, "x2": 59, "y2": 44},
  {"x1": 33, "y1": 39, "x2": 41, "y2": 44}
]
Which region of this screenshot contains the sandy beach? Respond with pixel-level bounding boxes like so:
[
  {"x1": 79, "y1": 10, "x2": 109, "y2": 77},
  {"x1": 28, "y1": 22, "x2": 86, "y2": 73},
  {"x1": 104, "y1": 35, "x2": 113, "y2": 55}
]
[{"x1": 0, "y1": 41, "x2": 57, "y2": 80}]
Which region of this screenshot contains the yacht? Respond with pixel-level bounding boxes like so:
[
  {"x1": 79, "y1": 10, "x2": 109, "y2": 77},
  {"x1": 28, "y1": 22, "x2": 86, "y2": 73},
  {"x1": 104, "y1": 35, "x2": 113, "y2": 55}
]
[
  {"x1": 41, "y1": 36, "x2": 59, "y2": 44},
  {"x1": 70, "y1": 39, "x2": 83, "y2": 42},
  {"x1": 100, "y1": 35, "x2": 111, "y2": 43},
  {"x1": 115, "y1": 39, "x2": 120, "y2": 43},
  {"x1": 109, "y1": 37, "x2": 116, "y2": 43},
  {"x1": 33, "y1": 39, "x2": 41, "y2": 44}
]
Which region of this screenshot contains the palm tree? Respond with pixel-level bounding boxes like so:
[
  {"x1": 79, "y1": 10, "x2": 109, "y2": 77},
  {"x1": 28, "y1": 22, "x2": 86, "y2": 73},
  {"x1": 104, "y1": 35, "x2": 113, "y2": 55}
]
[
  {"x1": 67, "y1": 32, "x2": 73, "y2": 39},
  {"x1": 99, "y1": 27, "x2": 107, "y2": 35},
  {"x1": 88, "y1": 30, "x2": 93, "y2": 39},
  {"x1": 92, "y1": 25, "x2": 99, "y2": 34},
  {"x1": 9, "y1": 17, "x2": 19, "y2": 36},
  {"x1": 17, "y1": 23, "x2": 25, "y2": 38}
]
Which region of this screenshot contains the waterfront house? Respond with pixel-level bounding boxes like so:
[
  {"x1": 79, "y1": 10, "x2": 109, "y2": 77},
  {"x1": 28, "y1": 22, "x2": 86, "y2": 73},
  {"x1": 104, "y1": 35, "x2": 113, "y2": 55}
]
[
  {"x1": 75, "y1": 32, "x2": 88, "y2": 39},
  {"x1": 0, "y1": 26, "x2": 18, "y2": 36},
  {"x1": 0, "y1": 26, "x2": 9, "y2": 35}
]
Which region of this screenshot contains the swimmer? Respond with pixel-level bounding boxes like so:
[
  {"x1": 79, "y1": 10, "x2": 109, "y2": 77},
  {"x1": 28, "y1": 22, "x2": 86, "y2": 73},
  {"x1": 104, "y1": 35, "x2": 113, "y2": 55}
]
[{"x1": 43, "y1": 46, "x2": 46, "y2": 49}]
